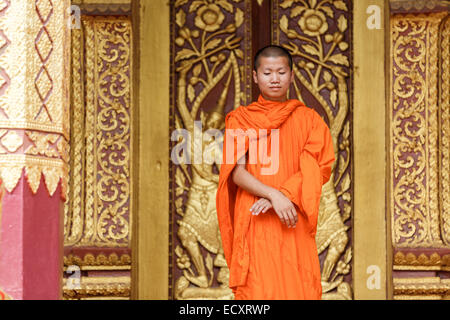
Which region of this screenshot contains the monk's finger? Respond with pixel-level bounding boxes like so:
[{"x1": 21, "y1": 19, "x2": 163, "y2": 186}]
[
  {"x1": 253, "y1": 202, "x2": 265, "y2": 215},
  {"x1": 256, "y1": 203, "x2": 266, "y2": 215},
  {"x1": 282, "y1": 211, "x2": 291, "y2": 227},
  {"x1": 286, "y1": 209, "x2": 295, "y2": 228},
  {"x1": 252, "y1": 204, "x2": 261, "y2": 215},
  {"x1": 250, "y1": 199, "x2": 262, "y2": 212},
  {"x1": 276, "y1": 210, "x2": 286, "y2": 225},
  {"x1": 261, "y1": 203, "x2": 271, "y2": 213},
  {"x1": 291, "y1": 208, "x2": 298, "y2": 225}
]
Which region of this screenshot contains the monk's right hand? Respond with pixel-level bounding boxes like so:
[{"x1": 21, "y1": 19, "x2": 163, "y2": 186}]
[{"x1": 267, "y1": 190, "x2": 298, "y2": 228}]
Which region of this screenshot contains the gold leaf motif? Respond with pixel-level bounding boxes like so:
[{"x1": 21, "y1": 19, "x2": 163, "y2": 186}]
[
  {"x1": 175, "y1": 9, "x2": 186, "y2": 28},
  {"x1": 175, "y1": 48, "x2": 196, "y2": 62},
  {"x1": 340, "y1": 172, "x2": 350, "y2": 193},
  {"x1": 291, "y1": 6, "x2": 306, "y2": 18},
  {"x1": 337, "y1": 15, "x2": 347, "y2": 33},
  {"x1": 333, "y1": 0, "x2": 348, "y2": 11},
  {"x1": 175, "y1": 0, "x2": 189, "y2": 8},
  {"x1": 43, "y1": 166, "x2": 60, "y2": 196},
  {"x1": 330, "y1": 89, "x2": 337, "y2": 106},
  {"x1": 187, "y1": 84, "x2": 195, "y2": 103},
  {"x1": 216, "y1": 0, "x2": 233, "y2": 13},
  {"x1": 0, "y1": 164, "x2": 23, "y2": 193},
  {"x1": 235, "y1": 7, "x2": 244, "y2": 28},
  {"x1": 189, "y1": 0, "x2": 205, "y2": 12},
  {"x1": 193, "y1": 64, "x2": 202, "y2": 77},
  {"x1": 25, "y1": 165, "x2": 42, "y2": 194},
  {"x1": 302, "y1": 44, "x2": 320, "y2": 57},
  {"x1": 205, "y1": 38, "x2": 222, "y2": 52},
  {"x1": 280, "y1": 0, "x2": 294, "y2": 9},
  {"x1": 323, "y1": 70, "x2": 332, "y2": 82},
  {"x1": 321, "y1": 5, "x2": 334, "y2": 18},
  {"x1": 235, "y1": 48, "x2": 244, "y2": 60},
  {"x1": 328, "y1": 53, "x2": 349, "y2": 66},
  {"x1": 280, "y1": 15, "x2": 289, "y2": 33}
]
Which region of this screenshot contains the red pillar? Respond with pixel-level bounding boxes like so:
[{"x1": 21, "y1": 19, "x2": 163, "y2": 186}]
[{"x1": 0, "y1": 174, "x2": 63, "y2": 300}]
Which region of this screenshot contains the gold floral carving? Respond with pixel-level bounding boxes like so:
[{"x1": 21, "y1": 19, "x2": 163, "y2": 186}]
[
  {"x1": 172, "y1": 0, "x2": 249, "y2": 300},
  {"x1": 64, "y1": 16, "x2": 132, "y2": 248},
  {"x1": 63, "y1": 276, "x2": 131, "y2": 300},
  {"x1": 390, "y1": 13, "x2": 449, "y2": 248},
  {"x1": 275, "y1": 0, "x2": 352, "y2": 300},
  {"x1": 0, "y1": 0, "x2": 70, "y2": 198}
]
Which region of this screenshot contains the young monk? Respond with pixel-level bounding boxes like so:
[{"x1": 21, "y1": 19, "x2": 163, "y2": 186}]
[{"x1": 216, "y1": 45, "x2": 335, "y2": 300}]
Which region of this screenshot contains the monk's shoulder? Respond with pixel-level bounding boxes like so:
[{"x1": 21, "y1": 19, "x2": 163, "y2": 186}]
[
  {"x1": 291, "y1": 102, "x2": 316, "y2": 124},
  {"x1": 224, "y1": 106, "x2": 245, "y2": 127}
]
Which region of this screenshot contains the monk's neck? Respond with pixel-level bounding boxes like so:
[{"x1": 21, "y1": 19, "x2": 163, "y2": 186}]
[{"x1": 260, "y1": 93, "x2": 288, "y2": 103}]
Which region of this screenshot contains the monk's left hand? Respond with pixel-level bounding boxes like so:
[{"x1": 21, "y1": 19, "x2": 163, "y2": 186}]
[{"x1": 250, "y1": 198, "x2": 272, "y2": 216}]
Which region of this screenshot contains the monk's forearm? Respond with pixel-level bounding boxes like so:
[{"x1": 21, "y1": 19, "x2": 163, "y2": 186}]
[{"x1": 231, "y1": 165, "x2": 278, "y2": 200}]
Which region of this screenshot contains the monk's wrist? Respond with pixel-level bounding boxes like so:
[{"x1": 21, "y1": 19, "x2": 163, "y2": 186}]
[{"x1": 266, "y1": 188, "x2": 280, "y2": 201}]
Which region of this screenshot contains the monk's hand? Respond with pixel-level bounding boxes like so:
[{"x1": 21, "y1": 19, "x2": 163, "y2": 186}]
[
  {"x1": 250, "y1": 198, "x2": 272, "y2": 216},
  {"x1": 267, "y1": 190, "x2": 298, "y2": 228}
]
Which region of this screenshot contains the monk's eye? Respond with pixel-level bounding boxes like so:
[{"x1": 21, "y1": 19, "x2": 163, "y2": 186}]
[
  {"x1": 264, "y1": 73, "x2": 270, "y2": 76},
  {"x1": 279, "y1": 72, "x2": 286, "y2": 75}
]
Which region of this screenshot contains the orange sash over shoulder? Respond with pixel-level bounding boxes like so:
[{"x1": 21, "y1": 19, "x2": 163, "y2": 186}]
[{"x1": 216, "y1": 95, "x2": 335, "y2": 297}]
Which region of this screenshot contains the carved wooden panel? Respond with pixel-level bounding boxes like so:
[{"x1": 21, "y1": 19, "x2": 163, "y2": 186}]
[
  {"x1": 63, "y1": 15, "x2": 133, "y2": 300},
  {"x1": 390, "y1": 13, "x2": 448, "y2": 248},
  {"x1": 390, "y1": 11, "x2": 450, "y2": 300}
]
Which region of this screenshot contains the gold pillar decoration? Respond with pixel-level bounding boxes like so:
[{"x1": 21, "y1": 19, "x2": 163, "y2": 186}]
[
  {"x1": 0, "y1": 0, "x2": 70, "y2": 197},
  {"x1": 64, "y1": 16, "x2": 133, "y2": 248},
  {"x1": 390, "y1": 12, "x2": 449, "y2": 248},
  {"x1": 133, "y1": 0, "x2": 170, "y2": 300},
  {"x1": 439, "y1": 15, "x2": 449, "y2": 246},
  {"x1": 353, "y1": 0, "x2": 389, "y2": 299}
]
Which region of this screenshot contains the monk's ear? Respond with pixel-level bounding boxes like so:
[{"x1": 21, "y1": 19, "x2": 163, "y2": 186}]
[
  {"x1": 289, "y1": 68, "x2": 294, "y2": 83},
  {"x1": 252, "y1": 69, "x2": 258, "y2": 84}
]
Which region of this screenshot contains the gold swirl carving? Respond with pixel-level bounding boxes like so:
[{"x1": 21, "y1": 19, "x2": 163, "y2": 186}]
[
  {"x1": 0, "y1": 0, "x2": 70, "y2": 198},
  {"x1": 172, "y1": 0, "x2": 248, "y2": 300},
  {"x1": 439, "y1": 16, "x2": 450, "y2": 245},
  {"x1": 64, "y1": 16, "x2": 132, "y2": 248},
  {"x1": 390, "y1": 13, "x2": 449, "y2": 248},
  {"x1": 275, "y1": 0, "x2": 352, "y2": 300}
]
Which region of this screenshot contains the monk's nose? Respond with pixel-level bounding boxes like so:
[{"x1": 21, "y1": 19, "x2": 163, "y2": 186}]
[{"x1": 270, "y1": 75, "x2": 280, "y2": 83}]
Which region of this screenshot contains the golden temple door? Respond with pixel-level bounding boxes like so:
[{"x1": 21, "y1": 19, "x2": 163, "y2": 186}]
[{"x1": 168, "y1": 0, "x2": 354, "y2": 300}]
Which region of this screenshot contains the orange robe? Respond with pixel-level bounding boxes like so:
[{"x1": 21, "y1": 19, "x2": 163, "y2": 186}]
[{"x1": 216, "y1": 95, "x2": 335, "y2": 300}]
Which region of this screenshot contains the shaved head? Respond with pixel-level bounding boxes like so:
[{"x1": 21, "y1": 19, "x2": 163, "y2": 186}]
[{"x1": 254, "y1": 45, "x2": 293, "y2": 71}]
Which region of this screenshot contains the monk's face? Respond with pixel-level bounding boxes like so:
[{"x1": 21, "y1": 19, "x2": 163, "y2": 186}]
[{"x1": 253, "y1": 56, "x2": 293, "y2": 102}]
